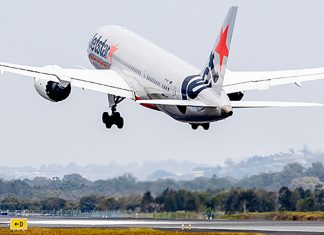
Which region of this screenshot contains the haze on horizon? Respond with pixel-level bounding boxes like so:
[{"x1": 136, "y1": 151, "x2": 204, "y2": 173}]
[{"x1": 0, "y1": 0, "x2": 323, "y2": 167}]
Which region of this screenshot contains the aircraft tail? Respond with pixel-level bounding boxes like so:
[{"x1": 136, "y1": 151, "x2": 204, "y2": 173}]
[{"x1": 201, "y1": 6, "x2": 238, "y2": 94}]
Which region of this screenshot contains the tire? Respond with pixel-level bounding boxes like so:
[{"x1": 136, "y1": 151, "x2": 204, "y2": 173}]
[
  {"x1": 191, "y1": 124, "x2": 198, "y2": 130},
  {"x1": 102, "y1": 112, "x2": 109, "y2": 123},
  {"x1": 202, "y1": 123, "x2": 210, "y2": 130},
  {"x1": 116, "y1": 117, "x2": 124, "y2": 129},
  {"x1": 105, "y1": 122, "x2": 113, "y2": 129},
  {"x1": 105, "y1": 115, "x2": 113, "y2": 129}
]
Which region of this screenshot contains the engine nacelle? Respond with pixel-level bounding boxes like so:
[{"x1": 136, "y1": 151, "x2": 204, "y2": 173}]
[{"x1": 34, "y1": 79, "x2": 71, "y2": 102}]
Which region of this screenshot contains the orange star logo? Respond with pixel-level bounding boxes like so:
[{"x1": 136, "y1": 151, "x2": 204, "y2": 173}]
[
  {"x1": 107, "y1": 44, "x2": 118, "y2": 63},
  {"x1": 215, "y1": 25, "x2": 229, "y2": 73}
]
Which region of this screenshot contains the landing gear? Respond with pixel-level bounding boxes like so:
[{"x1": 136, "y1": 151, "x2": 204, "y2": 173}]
[
  {"x1": 190, "y1": 123, "x2": 210, "y2": 130},
  {"x1": 102, "y1": 95, "x2": 125, "y2": 129},
  {"x1": 191, "y1": 124, "x2": 199, "y2": 130},
  {"x1": 202, "y1": 123, "x2": 210, "y2": 130},
  {"x1": 102, "y1": 111, "x2": 124, "y2": 129}
]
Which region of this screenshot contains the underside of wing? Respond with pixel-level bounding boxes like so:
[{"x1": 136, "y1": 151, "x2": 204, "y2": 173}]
[
  {"x1": 0, "y1": 62, "x2": 134, "y2": 99},
  {"x1": 223, "y1": 68, "x2": 324, "y2": 94},
  {"x1": 231, "y1": 101, "x2": 323, "y2": 108}
]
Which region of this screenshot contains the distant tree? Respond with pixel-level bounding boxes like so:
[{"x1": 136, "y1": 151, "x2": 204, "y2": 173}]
[
  {"x1": 164, "y1": 189, "x2": 178, "y2": 212},
  {"x1": 175, "y1": 190, "x2": 186, "y2": 211},
  {"x1": 94, "y1": 196, "x2": 120, "y2": 211},
  {"x1": 314, "y1": 185, "x2": 324, "y2": 211},
  {"x1": 297, "y1": 197, "x2": 315, "y2": 211},
  {"x1": 118, "y1": 195, "x2": 141, "y2": 212},
  {"x1": 156, "y1": 188, "x2": 178, "y2": 212},
  {"x1": 240, "y1": 190, "x2": 261, "y2": 213},
  {"x1": 19, "y1": 200, "x2": 41, "y2": 211},
  {"x1": 61, "y1": 174, "x2": 89, "y2": 190},
  {"x1": 0, "y1": 195, "x2": 20, "y2": 210},
  {"x1": 296, "y1": 187, "x2": 306, "y2": 199},
  {"x1": 140, "y1": 191, "x2": 155, "y2": 213},
  {"x1": 64, "y1": 200, "x2": 79, "y2": 210},
  {"x1": 94, "y1": 196, "x2": 107, "y2": 211},
  {"x1": 278, "y1": 187, "x2": 296, "y2": 211},
  {"x1": 296, "y1": 187, "x2": 312, "y2": 199},
  {"x1": 184, "y1": 191, "x2": 197, "y2": 211},
  {"x1": 79, "y1": 195, "x2": 98, "y2": 212},
  {"x1": 258, "y1": 190, "x2": 276, "y2": 212},
  {"x1": 223, "y1": 190, "x2": 242, "y2": 214},
  {"x1": 104, "y1": 197, "x2": 120, "y2": 211},
  {"x1": 196, "y1": 192, "x2": 214, "y2": 211},
  {"x1": 41, "y1": 197, "x2": 66, "y2": 211},
  {"x1": 212, "y1": 193, "x2": 224, "y2": 211}
]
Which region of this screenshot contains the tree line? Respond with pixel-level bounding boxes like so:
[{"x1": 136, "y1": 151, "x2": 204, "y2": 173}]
[
  {"x1": 1, "y1": 186, "x2": 324, "y2": 215},
  {"x1": 1, "y1": 162, "x2": 324, "y2": 201}
]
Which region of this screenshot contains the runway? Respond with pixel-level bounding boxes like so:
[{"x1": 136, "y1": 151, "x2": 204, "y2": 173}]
[{"x1": 1, "y1": 217, "x2": 324, "y2": 234}]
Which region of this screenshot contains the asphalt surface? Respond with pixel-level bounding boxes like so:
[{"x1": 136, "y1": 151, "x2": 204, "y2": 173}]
[{"x1": 1, "y1": 217, "x2": 324, "y2": 234}]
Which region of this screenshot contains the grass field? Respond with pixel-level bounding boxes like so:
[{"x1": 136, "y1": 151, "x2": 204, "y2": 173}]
[
  {"x1": 221, "y1": 211, "x2": 324, "y2": 221},
  {"x1": 0, "y1": 228, "x2": 265, "y2": 235}
]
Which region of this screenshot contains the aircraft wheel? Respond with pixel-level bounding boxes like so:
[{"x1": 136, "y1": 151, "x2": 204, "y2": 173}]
[
  {"x1": 102, "y1": 111, "x2": 124, "y2": 129},
  {"x1": 202, "y1": 123, "x2": 210, "y2": 130},
  {"x1": 191, "y1": 124, "x2": 198, "y2": 130},
  {"x1": 102, "y1": 113, "x2": 114, "y2": 129},
  {"x1": 105, "y1": 122, "x2": 113, "y2": 129},
  {"x1": 116, "y1": 117, "x2": 124, "y2": 129},
  {"x1": 102, "y1": 112, "x2": 109, "y2": 124}
]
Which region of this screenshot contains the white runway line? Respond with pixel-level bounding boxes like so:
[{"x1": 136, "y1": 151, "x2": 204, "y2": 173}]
[{"x1": 28, "y1": 219, "x2": 180, "y2": 226}]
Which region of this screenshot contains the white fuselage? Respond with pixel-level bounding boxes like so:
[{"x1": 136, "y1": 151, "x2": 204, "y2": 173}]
[{"x1": 87, "y1": 25, "x2": 231, "y2": 123}]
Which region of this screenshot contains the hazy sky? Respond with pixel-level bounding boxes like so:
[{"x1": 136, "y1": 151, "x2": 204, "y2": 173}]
[{"x1": 0, "y1": 0, "x2": 324, "y2": 167}]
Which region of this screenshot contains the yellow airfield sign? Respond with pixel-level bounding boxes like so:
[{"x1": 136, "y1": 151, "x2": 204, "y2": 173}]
[{"x1": 10, "y1": 218, "x2": 27, "y2": 230}]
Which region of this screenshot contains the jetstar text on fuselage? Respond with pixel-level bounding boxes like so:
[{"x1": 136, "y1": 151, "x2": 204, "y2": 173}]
[{"x1": 89, "y1": 33, "x2": 110, "y2": 58}]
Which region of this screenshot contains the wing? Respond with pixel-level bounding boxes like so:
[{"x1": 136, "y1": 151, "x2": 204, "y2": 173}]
[
  {"x1": 223, "y1": 68, "x2": 324, "y2": 94},
  {"x1": 0, "y1": 62, "x2": 134, "y2": 99}
]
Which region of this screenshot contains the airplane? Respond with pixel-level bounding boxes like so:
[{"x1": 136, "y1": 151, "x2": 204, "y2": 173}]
[{"x1": 0, "y1": 6, "x2": 324, "y2": 130}]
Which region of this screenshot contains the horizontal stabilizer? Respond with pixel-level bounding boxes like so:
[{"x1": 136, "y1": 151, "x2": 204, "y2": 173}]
[
  {"x1": 231, "y1": 101, "x2": 324, "y2": 108},
  {"x1": 224, "y1": 67, "x2": 324, "y2": 94}
]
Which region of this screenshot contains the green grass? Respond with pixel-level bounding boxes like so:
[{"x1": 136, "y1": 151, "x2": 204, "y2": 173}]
[
  {"x1": 0, "y1": 228, "x2": 265, "y2": 235},
  {"x1": 220, "y1": 211, "x2": 324, "y2": 221}
]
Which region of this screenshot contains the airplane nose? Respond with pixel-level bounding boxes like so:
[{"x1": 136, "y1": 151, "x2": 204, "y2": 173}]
[{"x1": 221, "y1": 105, "x2": 233, "y2": 118}]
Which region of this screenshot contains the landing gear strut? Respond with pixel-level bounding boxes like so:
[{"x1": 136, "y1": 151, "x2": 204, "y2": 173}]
[
  {"x1": 102, "y1": 95, "x2": 125, "y2": 129},
  {"x1": 190, "y1": 123, "x2": 210, "y2": 130}
]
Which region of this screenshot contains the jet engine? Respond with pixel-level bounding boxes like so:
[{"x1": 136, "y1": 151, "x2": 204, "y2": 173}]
[{"x1": 34, "y1": 79, "x2": 71, "y2": 102}]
